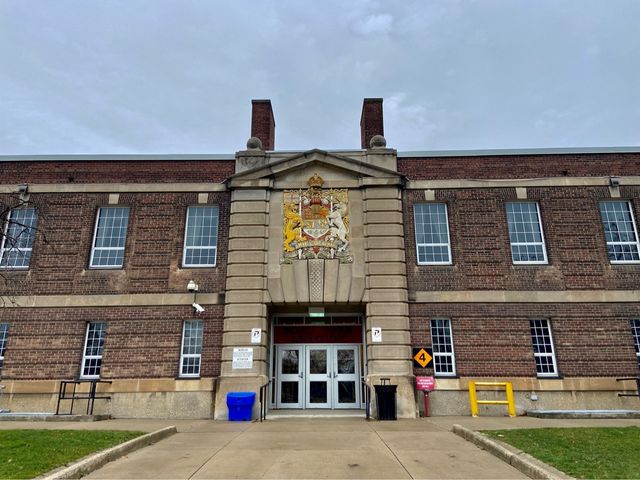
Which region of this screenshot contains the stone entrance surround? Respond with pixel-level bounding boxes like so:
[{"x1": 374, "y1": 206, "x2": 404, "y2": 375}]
[{"x1": 215, "y1": 146, "x2": 416, "y2": 419}]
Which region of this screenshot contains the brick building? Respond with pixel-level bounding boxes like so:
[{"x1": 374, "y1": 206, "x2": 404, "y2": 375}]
[{"x1": 1, "y1": 98, "x2": 639, "y2": 418}]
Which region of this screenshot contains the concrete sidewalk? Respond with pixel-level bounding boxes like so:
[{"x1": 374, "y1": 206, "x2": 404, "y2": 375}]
[
  {"x1": 3, "y1": 416, "x2": 638, "y2": 479},
  {"x1": 82, "y1": 418, "x2": 526, "y2": 479}
]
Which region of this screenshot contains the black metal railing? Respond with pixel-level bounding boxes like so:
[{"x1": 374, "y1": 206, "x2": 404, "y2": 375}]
[
  {"x1": 361, "y1": 379, "x2": 372, "y2": 420},
  {"x1": 259, "y1": 379, "x2": 271, "y2": 422},
  {"x1": 616, "y1": 377, "x2": 640, "y2": 398},
  {"x1": 55, "y1": 379, "x2": 112, "y2": 415}
]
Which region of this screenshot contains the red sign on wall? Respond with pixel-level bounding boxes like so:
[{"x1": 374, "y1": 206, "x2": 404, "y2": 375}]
[{"x1": 416, "y1": 376, "x2": 435, "y2": 391}]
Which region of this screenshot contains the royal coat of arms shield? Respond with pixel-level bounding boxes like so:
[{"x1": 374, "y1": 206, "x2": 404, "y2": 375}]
[{"x1": 282, "y1": 174, "x2": 352, "y2": 262}]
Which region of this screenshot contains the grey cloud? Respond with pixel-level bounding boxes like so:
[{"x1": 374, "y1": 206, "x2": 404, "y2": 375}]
[{"x1": 1, "y1": 0, "x2": 639, "y2": 154}]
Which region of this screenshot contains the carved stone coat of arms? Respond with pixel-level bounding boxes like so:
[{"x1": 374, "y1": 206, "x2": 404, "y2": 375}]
[{"x1": 282, "y1": 174, "x2": 352, "y2": 263}]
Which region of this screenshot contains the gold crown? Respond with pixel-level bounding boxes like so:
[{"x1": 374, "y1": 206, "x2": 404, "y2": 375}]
[{"x1": 307, "y1": 173, "x2": 324, "y2": 188}]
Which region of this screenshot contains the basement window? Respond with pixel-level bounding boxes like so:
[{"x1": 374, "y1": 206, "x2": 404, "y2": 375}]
[
  {"x1": 0, "y1": 323, "x2": 8, "y2": 376},
  {"x1": 180, "y1": 320, "x2": 204, "y2": 377},
  {"x1": 430, "y1": 319, "x2": 456, "y2": 376},
  {"x1": 81, "y1": 322, "x2": 107, "y2": 379},
  {"x1": 529, "y1": 319, "x2": 558, "y2": 377},
  {"x1": 632, "y1": 320, "x2": 640, "y2": 368}
]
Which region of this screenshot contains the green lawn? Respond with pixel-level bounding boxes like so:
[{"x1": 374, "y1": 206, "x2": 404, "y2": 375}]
[
  {"x1": 483, "y1": 426, "x2": 640, "y2": 479},
  {"x1": 0, "y1": 429, "x2": 144, "y2": 479}
]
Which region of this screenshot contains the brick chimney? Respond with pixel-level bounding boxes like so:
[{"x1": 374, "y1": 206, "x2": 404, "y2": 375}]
[
  {"x1": 251, "y1": 99, "x2": 275, "y2": 150},
  {"x1": 360, "y1": 98, "x2": 384, "y2": 149}
]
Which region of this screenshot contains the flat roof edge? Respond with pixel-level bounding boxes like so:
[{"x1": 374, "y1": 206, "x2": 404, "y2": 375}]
[
  {"x1": 0, "y1": 154, "x2": 236, "y2": 162},
  {"x1": 397, "y1": 146, "x2": 640, "y2": 158}
]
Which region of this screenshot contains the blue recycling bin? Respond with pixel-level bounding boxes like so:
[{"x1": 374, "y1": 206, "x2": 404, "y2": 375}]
[{"x1": 226, "y1": 392, "x2": 256, "y2": 421}]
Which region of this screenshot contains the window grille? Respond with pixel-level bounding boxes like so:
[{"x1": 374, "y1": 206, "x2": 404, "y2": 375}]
[
  {"x1": 0, "y1": 208, "x2": 38, "y2": 269},
  {"x1": 182, "y1": 206, "x2": 219, "y2": 267},
  {"x1": 599, "y1": 201, "x2": 640, "y2": 263},
  {"x1": 89, "y1": 207, "x2": 130, "y2": 268},
  {"x1": 505, "y1": 202, "x2": 548, "y2": 264},
  {"x1": 414, "y1": 204, "x2": 452, "y2": 264},
  {"x1": 430, "y1": 319, "x2": 456, "y2": 376},
  {"x1": 0, "y1": 323, "x2": 9, "y2": 376},
  {"x1": 631, "y1": 320, "x2": 640, "y2": 368},
  {"x1": 81, "y1": 323, "x2": 107, "y2": 379},
  {"x1": 529, "y1": 319, "x2": 558, "y2": 376},
  {"x1": 180, "y1": 320, "x2": 204, "y2": 377}
]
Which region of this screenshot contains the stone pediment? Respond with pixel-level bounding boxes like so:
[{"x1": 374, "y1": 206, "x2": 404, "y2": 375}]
[{"x1": 226, "y1": 149, "x2": 404, "y2": 189}]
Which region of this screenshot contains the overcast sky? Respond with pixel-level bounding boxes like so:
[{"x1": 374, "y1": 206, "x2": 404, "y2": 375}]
[{"x1": 1, "y1": 0, "x2": 639, "y2": 155}]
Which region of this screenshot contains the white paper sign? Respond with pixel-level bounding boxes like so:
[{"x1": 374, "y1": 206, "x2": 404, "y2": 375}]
[
  {"x1": 372, "y1": 327, "x2": 383, "y2": 343},
  {"x1": 232, "y1": 347, "x2": 254, "y2": 369},
  {"x1": 250, "y1": 328, "x2": 262, "y2": 344}
]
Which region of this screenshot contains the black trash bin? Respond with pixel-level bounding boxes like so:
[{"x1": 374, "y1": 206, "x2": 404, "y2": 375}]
[{"x1": 374, "y1": 378, "x2": 397, "y2": 420}]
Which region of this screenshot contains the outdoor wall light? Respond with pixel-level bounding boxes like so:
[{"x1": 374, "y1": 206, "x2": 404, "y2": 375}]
[
  {"x1": 609, "y1": 176, "x2": 621, "y2": 187},
  {"x1": 187, "y1": 280, "x2": 204, "y2": 314}
]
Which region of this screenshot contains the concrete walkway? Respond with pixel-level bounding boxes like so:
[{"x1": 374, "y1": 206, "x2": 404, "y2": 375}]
[
  {"x1": 3, "y1": 415, "x2": 638, "y2": 479},
  {"x1": 86, "y1": 418, "x2": 525, "y2": 479}
]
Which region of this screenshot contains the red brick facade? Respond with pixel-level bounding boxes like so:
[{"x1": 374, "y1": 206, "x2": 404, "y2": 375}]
[
  {"x1": 1, "y1": 101, "x2": 640, "y2": 417},
  {"x1": 410, "y1": 303, "x2": 639, "y2": 378},
  {"x1": 0, "y1": 306, "x2": 223, "y2": 380}
]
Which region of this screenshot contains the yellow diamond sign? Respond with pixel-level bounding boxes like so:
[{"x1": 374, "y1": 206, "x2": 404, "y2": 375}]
[{"x1": 413, "y1": 348, "x2": 433, "y2": 368}]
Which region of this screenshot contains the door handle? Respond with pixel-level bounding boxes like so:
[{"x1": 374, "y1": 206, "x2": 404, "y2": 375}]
[{"x1": 299, "y1": 372, "x2": 304, "y2": 378}]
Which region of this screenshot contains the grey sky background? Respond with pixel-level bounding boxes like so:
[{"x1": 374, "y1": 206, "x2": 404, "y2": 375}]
[{"x1": 1, "y1": 0, "x2": 639, "y2": 155}]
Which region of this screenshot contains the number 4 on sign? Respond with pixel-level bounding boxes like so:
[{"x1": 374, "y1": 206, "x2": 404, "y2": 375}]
[{"x1": 413, "y1": 348, "x2": 433, "y2": 368}]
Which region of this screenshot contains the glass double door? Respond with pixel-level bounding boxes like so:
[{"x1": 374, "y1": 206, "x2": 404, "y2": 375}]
[{"x1": 276, "y1": 344, "x2": 360, "y2": 409}]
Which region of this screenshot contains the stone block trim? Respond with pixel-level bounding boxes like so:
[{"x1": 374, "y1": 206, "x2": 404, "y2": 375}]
[
  {"x1": 363, "y1": 186, "x2": 413, "y2": 380},
  {"x1": 222, "y1": 190, "x2": 270, "y2": 380}
]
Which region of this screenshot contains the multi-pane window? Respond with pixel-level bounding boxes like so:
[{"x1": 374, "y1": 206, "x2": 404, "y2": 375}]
[
  {"x1": 0, "y1": 323, "x2": 9, "y2": 376},
  {"x1": 183, "y1": 206, "x2": 219, "y2": 267},
  {"x1": 505, "y1": 202, "x2": 548, "y2": 264},
  {"x1": 180, "y1": 320, "x2": 204, "y2": 377},
  {"x1": 529, "y1": 319, "x2": 558, "y2": 377},
  {"x1": 599, "y1": 201, "x2": 640, "y2": 263},
  {"x1": 81, "y1": 323, "x2": 107, "y2": 379},
  {"x1": 414, "y1": 204, "x2": 452, "y2": 264},
  {"x1": 430, "y1": 319, "x2": 456, "y2": 376},
  {"x1": 90, "y1": 207, "x2": 130, "y2": 268},
  {"x1": 631, "y1": 320, "x2": 640, "y2": 368},
  {"x1": 0, "y1": 208, "x2": 38, "y2": 269}
]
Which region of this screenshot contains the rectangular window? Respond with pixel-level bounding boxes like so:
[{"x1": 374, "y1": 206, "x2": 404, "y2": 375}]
[
  {"x1": 180, "y1": 320, "x2": 204, "y2": 377},
  {"x1": 414, "y1": 204, "x2": 452, "y2": 265},
  {"x1": 631, "y1": 320, "x2": 640, "y2": 368},
  {"x1": 505, "y1": 202, "x2": 548, "y2": 264},
  {"x1": 529, "y1": 319, "x2": 558, "y2": 377},
  {"x1": 182, "y1": 206, "x2": 219, "y2": 267},
  {"x1": 81, "y1": 322, "x2": 107, "y2": 379},
  {"x1": 430, "y1": 319, "x2": 456, "y2": 376},
  {"x1": 0, "y1": 323, "x2": 9, "y2": 376},
  {"x1": 0, "y1": 208, "x2": 38, "y2": 269},
  {"x1": 599, "y1": 201, "x2": 640, "y2": 263},
  {"x1": 89, "y1": 207, "x2": 130, "y2": 268}
]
